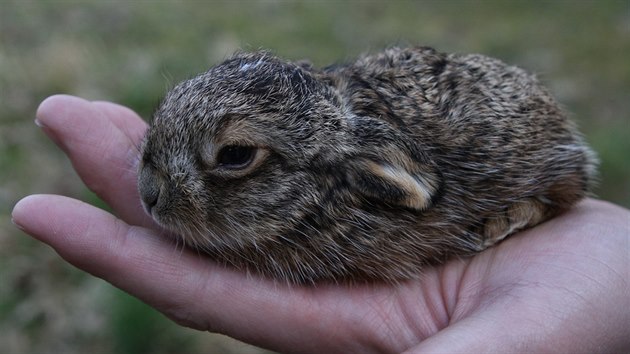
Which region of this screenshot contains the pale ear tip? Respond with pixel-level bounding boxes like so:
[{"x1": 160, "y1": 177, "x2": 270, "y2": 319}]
[
  {"x1": 409, "y1": 198, "x2": 431, "y2": 211},
  {"x1": 403, "y1": 186, "x2": 434, "y2": 211}
]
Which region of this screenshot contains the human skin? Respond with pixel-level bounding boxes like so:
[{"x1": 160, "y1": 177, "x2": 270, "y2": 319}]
[{"x1": 11, "y1": 95, "x2": 630, "y2": 353}]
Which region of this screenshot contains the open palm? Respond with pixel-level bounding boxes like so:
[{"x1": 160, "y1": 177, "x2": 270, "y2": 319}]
[{"x1": 13, "y1": 95, "x2": 629, "y2": 353}]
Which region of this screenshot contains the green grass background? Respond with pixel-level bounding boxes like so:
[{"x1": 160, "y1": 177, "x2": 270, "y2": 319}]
[{"x1": 1, "y1": 1, "x2": 628, "y2": 353}]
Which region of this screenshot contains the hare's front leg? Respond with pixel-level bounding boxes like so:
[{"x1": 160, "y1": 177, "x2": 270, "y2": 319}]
[{"x1": 482, "y1": 198, "x2": 549, "y2": 247}]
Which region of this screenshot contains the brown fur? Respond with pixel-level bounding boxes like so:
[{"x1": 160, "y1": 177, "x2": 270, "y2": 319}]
[{"x1": 137, "y1": 47, "x2": 598, "y2": 283}]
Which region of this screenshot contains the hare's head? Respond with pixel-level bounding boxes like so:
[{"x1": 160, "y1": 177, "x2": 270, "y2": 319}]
[{"x1": 138, "y1": 51, "x2": 440, "y2": 254}]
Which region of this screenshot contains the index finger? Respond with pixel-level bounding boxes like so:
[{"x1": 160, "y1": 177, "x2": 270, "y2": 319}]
[{"x1": 36, "y1": 95, "x2": 154, "y2": 228}]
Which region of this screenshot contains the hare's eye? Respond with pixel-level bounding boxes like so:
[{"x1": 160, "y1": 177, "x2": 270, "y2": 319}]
[{"x1": 217, "y1": 145, "x2": 256, "y2": 169}]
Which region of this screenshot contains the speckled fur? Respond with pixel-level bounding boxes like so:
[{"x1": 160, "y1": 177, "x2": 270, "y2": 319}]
[{"x1": 138, "y1": 47, "x2": 597, "y2": 283}]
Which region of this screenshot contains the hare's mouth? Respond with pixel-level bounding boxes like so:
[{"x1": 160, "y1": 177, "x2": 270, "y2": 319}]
[
  {"x1": 149, "y1": 208, "x2": 229, "y2": 251},
  {"x1": 153, "y1": 215, "x2": 208, "y2": 247}
]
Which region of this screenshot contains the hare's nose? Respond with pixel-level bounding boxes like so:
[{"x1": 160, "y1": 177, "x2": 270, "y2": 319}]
[
  {"x1": 138, "y1": 166, "x2": 161, "y2": 216},
  {"x1": 141, "y1": 187, "x2": 160, "y2": 215}
]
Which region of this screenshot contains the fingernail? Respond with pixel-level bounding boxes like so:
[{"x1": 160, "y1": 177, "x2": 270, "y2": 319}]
[
  {"x1": 11, "y1": 218, "x2": 25, "y2": 231},
  {"x1": 34, "y1": 118, "x2": 44, "y2": 128}
]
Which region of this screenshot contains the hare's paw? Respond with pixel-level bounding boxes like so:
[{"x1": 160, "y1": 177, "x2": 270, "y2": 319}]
[{"x1": 482, "y1": 198, "x2": 548, "y2": 247}]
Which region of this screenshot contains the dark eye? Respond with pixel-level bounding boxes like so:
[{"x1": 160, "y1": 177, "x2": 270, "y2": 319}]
[{"x1": 217, "y1": 145, "x2": 256, "y2": 169}]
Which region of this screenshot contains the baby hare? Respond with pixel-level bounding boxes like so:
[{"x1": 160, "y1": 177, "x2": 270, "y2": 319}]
[{"x1": 138, "y1": 47, "x2": 597, "y2": 283}]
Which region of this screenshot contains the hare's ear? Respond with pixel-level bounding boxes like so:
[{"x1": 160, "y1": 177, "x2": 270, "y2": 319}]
[
  {"x1": 346, "y1": 157, "x2": 441, "y2": 211},
  {"x1": 343, "y1": 115, "x2": 441, "y2": 211}
]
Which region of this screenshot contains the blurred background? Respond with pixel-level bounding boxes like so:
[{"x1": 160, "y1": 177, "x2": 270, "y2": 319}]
[{"x1": 1, "y1": 1, "x2": 628, "y2": 353}]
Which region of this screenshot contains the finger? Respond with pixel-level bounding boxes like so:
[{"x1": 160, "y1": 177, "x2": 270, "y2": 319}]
[
  {"x1": 36, "y1": 95, "x2": 153, "y2": 228},
  {"x1": 92, "y1": 100, "x2": 149, "y2": 136},
  {"x1": 11, "y1": 194, "x2": 262, "y2": 333},
  {"x1": 12, "y1": 194, "x2": 425, "y2": 353},
  {"x1": 12, "y1": 194, "x2": 188, "y2": 303}
]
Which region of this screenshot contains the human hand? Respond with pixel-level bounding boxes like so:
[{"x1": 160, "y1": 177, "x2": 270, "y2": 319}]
[{"x1": 12, "y1": 95, "x2": 630, "y2": 353}]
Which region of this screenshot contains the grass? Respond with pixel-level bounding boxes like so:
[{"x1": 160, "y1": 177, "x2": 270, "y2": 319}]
[{"x1": 1, "y1": 1, "x2": 628, "y2": 353}]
